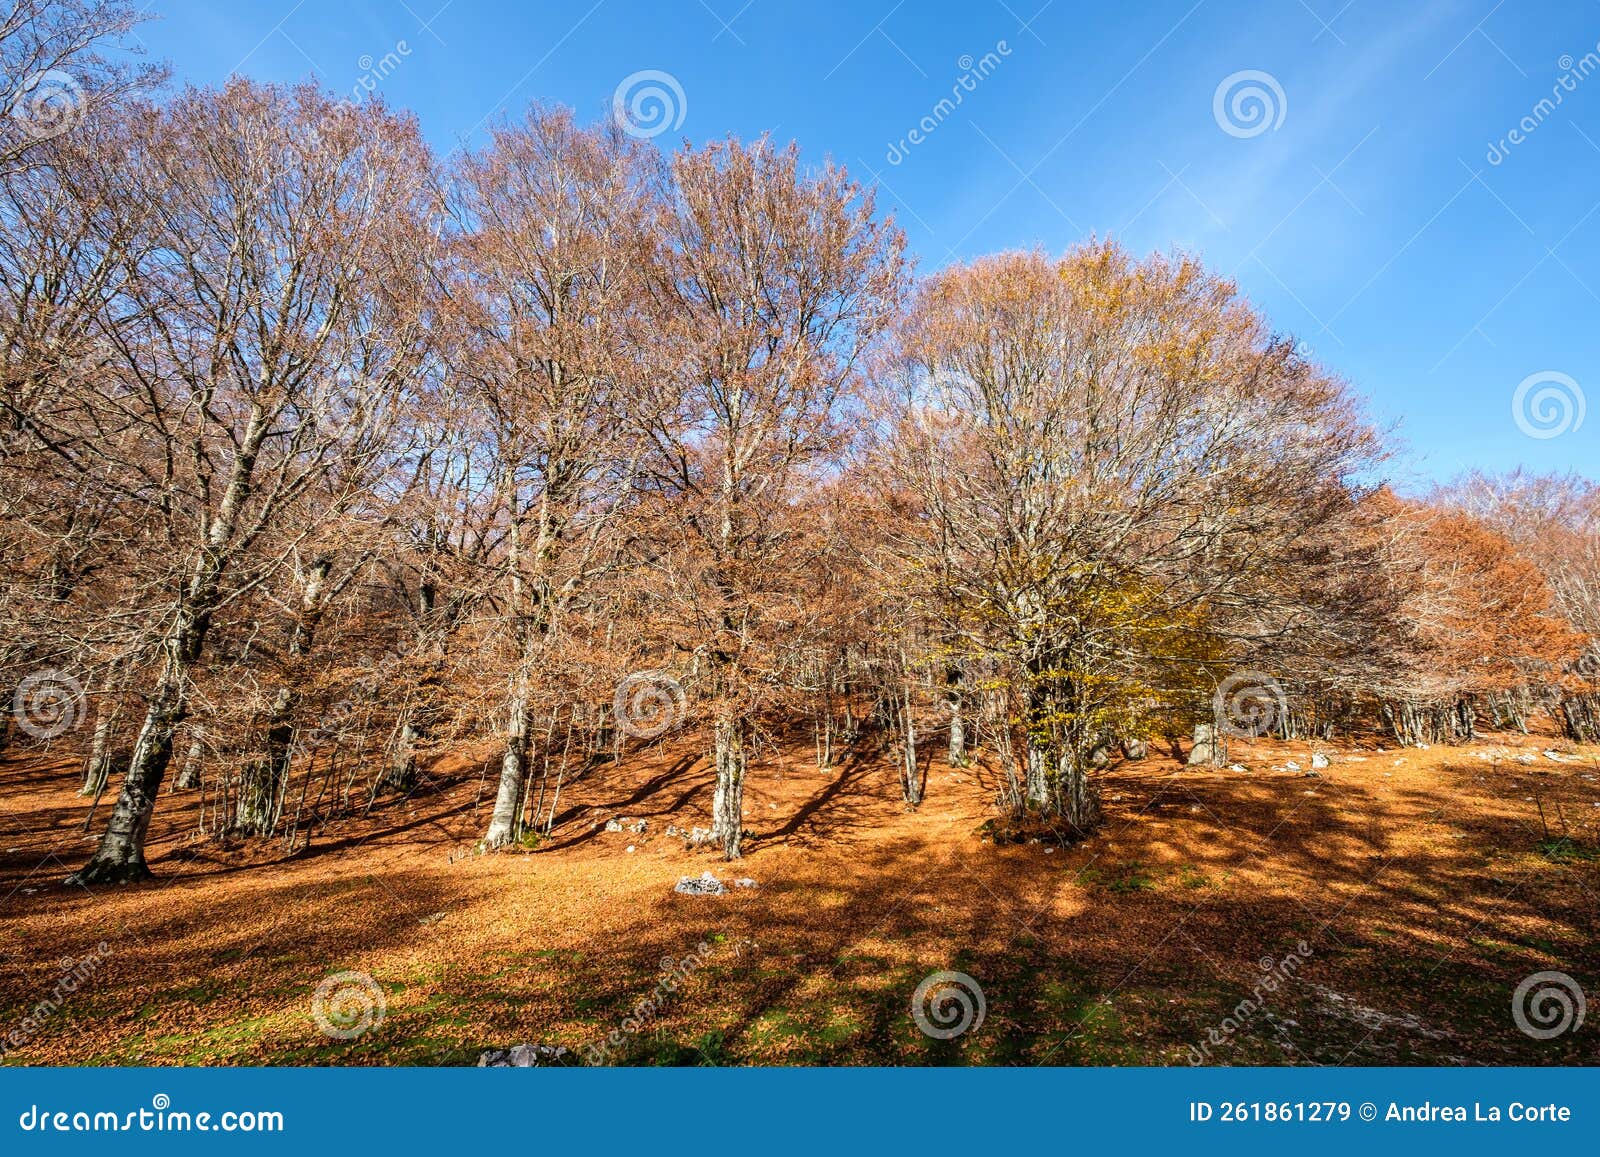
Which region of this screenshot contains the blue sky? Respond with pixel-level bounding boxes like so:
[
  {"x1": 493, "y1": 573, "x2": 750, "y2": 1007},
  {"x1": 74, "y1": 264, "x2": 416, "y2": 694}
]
[{"x1": 129, "y1": 0, "x2": 1598, "y2": 487}]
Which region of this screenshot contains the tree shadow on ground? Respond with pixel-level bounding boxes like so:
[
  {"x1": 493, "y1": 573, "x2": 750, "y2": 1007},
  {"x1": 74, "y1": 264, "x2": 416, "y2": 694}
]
[{"x1": 3, "y1": 739, "x2": 1597, "y2": 1066}]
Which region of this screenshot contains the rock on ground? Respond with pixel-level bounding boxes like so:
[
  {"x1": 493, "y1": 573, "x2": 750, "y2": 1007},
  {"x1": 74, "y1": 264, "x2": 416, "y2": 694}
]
[
  {"x1": 675, "y1": 871, "x2": 726, "y2": 896},
  {"x1": 477, "y1": 1043, "x2": 571, "y2": 1067}
]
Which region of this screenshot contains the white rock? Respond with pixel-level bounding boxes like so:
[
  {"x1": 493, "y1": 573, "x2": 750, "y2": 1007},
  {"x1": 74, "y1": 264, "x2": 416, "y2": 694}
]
[
  {"x1": 675, "y1": 871, "x2": 726, "y2": 896},
  {"x1": 479, "y1": 1043, "x2": 570, "y2": 1067}
]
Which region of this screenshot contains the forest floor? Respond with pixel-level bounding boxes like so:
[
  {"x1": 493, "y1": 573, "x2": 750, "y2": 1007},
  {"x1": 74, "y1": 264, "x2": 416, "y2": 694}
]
[{"x1": 1, "y1": 727, "x2": 1598, "y2": 1066}]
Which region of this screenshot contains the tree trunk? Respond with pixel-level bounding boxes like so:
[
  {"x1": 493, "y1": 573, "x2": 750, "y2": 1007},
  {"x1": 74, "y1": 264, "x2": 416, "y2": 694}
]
[
  {"x1": 66, "y1": 669, "x2": 184, "y2": 884},
  {"x1": 945, "y1": 662, "x2": 967, "y2": 767},
  {"x1": 484, "y1": 689, "x2": 531, "y2": 849},
  {"x1": 71, "y1": 399, "x2": 269, "y2": 882},
  {"x1": 1025, "y1": 740, "x2": 1050, "y2": 808},
  {"x1": 80, "y1": 686, "x2": 123, "y2": 797},
  {"x1": 1023, "y1": 735, "x2": 1100, "y2": 832},
  {"x1": 386, "y1": 580, "x2": 435, "y2": 792},
  {"x1": 947, "y1": 696, "x2": 966, "y2": 767},
  {"x1": 234, "y1": 688, "x2": 292, "y2": 835},
  {"x1": 901, "y1": 683, "x2": 921, "y2": 806},
  {"x1": 1055, "y1": 747, "x2": 1099, "y2": 832},
  {"x1": 385, "y1": 720, "x2": 419, "y2": 792},
  {"x1": 1559, "y1": 693, "x2": 1599, "y2": 743},
  {"x1": 1187, "y1": 722, "x2": 1224, "y2": 766},
  {"x1": 175, "y1": 728, "x2": 203, "y2": 790},
  {"x1": 711, "y1": 715, "x2": 746, "y2": 860},
  {"x1": 234, "y1": 557, "x2": 329, "y2": 837}
]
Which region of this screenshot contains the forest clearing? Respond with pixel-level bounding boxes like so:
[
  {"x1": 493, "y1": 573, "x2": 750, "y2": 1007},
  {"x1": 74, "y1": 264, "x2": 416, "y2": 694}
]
[{"x1": 3, "y1": 727, "x2": 1596, "y2": 1066}]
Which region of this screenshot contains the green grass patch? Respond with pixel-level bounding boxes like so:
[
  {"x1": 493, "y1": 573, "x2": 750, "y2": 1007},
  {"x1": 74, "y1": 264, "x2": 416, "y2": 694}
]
[{"x1": 1537, "y1": 838, "x2": 1599, "y2": 863}]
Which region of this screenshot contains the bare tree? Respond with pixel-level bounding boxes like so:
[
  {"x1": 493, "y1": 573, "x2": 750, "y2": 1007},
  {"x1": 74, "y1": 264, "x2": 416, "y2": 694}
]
[
  {"x1": 443, "y1": 107, "x2": 657, "y2": 849},
  {"x1": 639, "y1": 138, "x2": 906, "y2": 858},
  {"x1": 66, "y1": 81, "x2": 436, "y2": 882}
]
